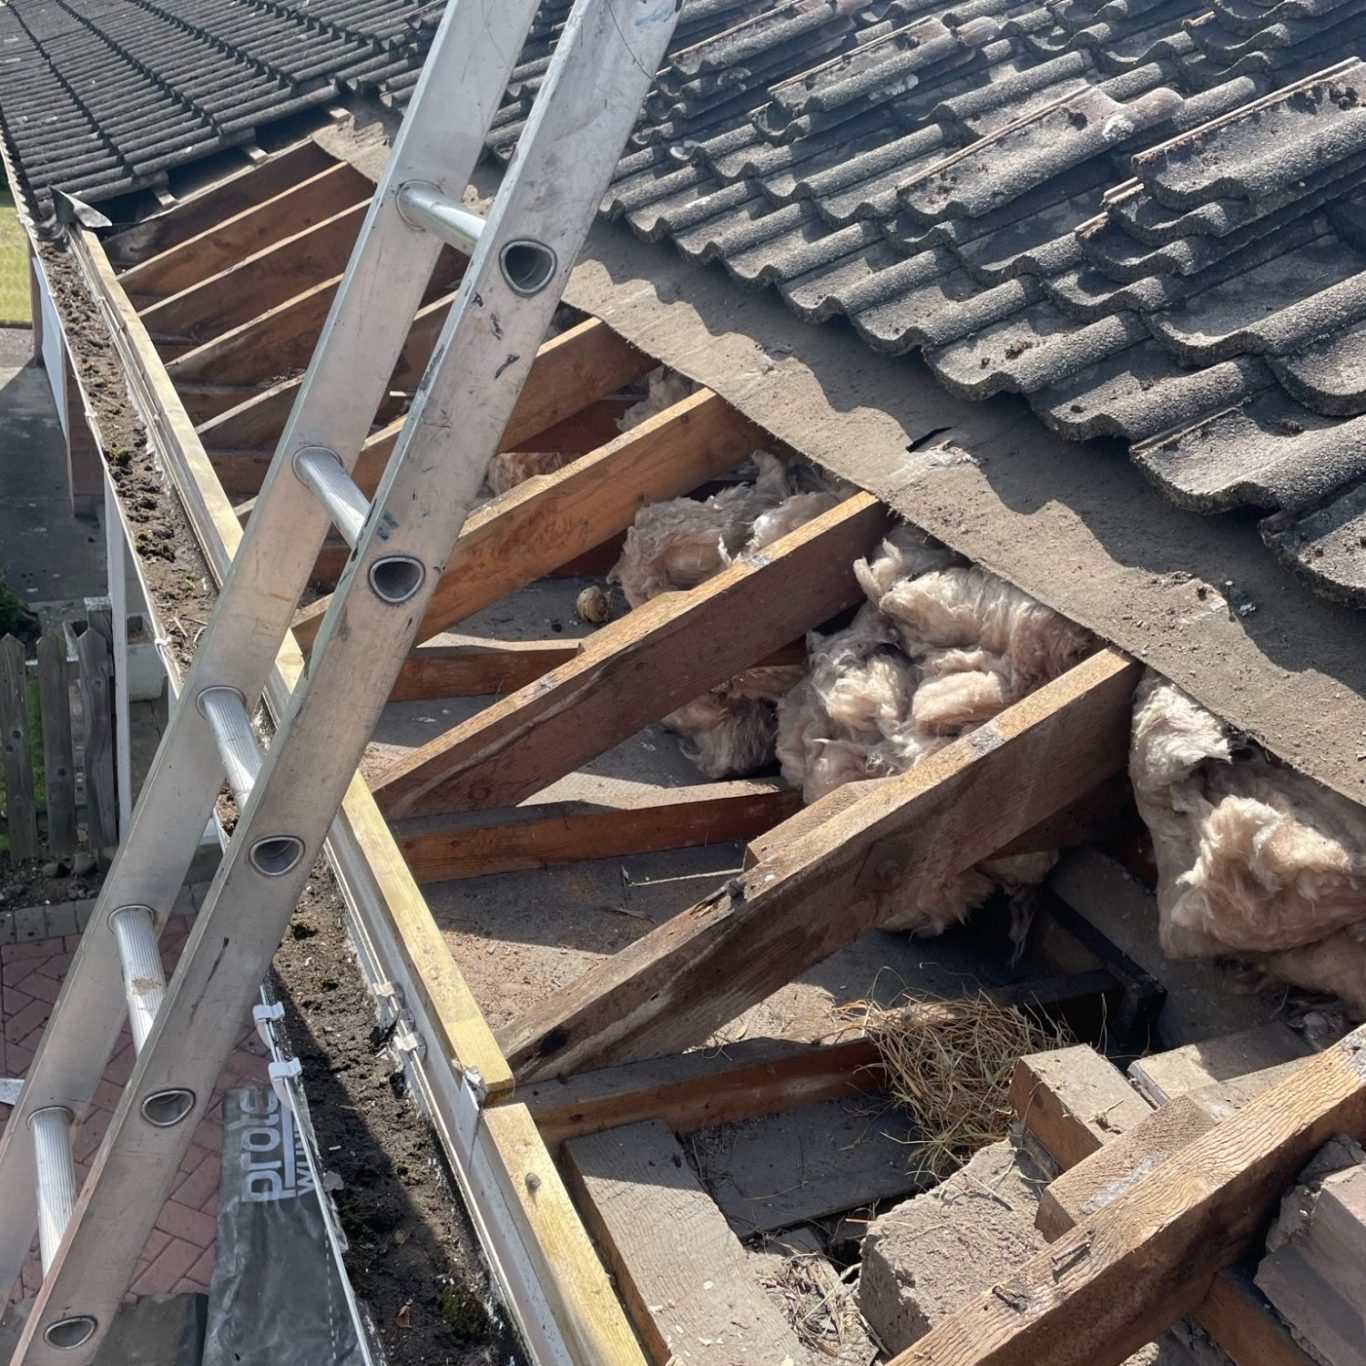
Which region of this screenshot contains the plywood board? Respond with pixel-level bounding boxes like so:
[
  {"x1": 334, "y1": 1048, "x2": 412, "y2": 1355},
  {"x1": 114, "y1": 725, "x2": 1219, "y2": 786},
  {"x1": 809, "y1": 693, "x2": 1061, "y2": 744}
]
[{"x1": 690, "y1": 1097, "x2": 933, "y2": 1236}]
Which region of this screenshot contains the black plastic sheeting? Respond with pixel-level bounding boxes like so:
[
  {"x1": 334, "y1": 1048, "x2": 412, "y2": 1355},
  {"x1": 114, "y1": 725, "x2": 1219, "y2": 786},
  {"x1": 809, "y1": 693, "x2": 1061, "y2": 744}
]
[{"x1": 203, "y1": 1087, "x2": 365, "y2": 1366}]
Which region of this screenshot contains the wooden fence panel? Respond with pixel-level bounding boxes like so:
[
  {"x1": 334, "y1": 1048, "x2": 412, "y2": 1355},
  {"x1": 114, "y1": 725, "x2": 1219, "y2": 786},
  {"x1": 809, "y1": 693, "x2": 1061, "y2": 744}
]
[
  {"x1": 0, "y1": 633, "x2": 39, "y2": 860},
  {"x1": 37, "y1": 632, "x2": 78, "y2": 854},
  {"x1": 77, "y1": 624, "x2": 117, "y2": 852}
]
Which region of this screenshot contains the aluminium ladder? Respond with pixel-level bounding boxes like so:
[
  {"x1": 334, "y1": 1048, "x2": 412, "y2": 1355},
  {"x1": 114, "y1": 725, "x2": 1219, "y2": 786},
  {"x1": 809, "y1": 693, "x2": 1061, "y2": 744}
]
[{"x1": 0, "y1": 1, "x2": 682, "y2": 1360}]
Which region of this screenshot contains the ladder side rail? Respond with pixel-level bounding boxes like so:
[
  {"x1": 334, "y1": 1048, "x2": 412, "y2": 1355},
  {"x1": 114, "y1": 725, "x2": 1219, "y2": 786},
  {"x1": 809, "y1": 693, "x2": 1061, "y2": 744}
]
[
  {"x1": 14, "y1": 2, "x2": 680, "y2": 1361},
  {"x1": 0, "y1": 0, "x2": 538, "y2": 1303}
]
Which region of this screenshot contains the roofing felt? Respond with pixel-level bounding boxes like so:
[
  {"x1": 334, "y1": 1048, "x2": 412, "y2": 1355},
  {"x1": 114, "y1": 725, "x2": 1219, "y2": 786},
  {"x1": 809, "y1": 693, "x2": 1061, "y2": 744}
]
[
  {"x1": 460, "y1": 0, "x2": 1366, "y2": 609},
  {"x1": 0, "y1": 0, "x2": 436, "y2": 213}
]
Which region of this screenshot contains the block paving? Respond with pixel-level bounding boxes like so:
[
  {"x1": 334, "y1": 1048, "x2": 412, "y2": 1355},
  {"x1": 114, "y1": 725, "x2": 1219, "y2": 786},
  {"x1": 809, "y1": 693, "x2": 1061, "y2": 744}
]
[{"x1": 0, "y1": 912, "x2": 268, "y2": 1302}]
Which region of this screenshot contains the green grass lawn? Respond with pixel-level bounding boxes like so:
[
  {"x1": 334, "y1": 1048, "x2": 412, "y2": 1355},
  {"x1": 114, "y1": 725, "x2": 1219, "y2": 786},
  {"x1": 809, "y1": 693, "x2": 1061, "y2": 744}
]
[{"x1": 0, "y1": 189, "x2": 32, "y2": 326}]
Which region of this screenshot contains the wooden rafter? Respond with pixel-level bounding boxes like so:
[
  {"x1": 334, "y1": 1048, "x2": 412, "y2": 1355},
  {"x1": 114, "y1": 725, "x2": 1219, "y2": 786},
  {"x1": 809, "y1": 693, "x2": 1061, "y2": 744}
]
[
  {"x1": 176, "y1": 382, "x2": 265, "y2": 425},
  {"x1": 388, "y1": 637, "x2": 806, "y2": 704},
  {"x1": 1014, "y1": 1050, "x2": 1315, "y2": 1366},
  {"x1": 498, "y1": 648, "x2": 1142, "y2": 1082},
  {"x1": 166, "y1": 275, "x2": 342, "y2": 386},
  {"x1": 343, "y1": 316, "x2": 654, "y2": 494},
  {"x1": 391, "y1": 640, "x2": 584, "y2": 701},
  {"x1": 193, "y1": 295, "x2": 453, "y2": 479},
  {"x1": 201, "y1": 314, "x2": 646, "y2": 499},
  {"x1": 395, "y1": 779, "x2": 802, "y2": 884},
  {"x1": 526, "y1": 974, "x2": 1120, "y2": 1149},
  {"x1": 372, "y1": 494, "x2": 893, "y2": 819},
  {"x1": 117, "y1": 161, "x2": 372, "y2": 298},
  {"x1": 893, "y1": 1028, "x2": 1366, "y2": 1365},
  {"x1": 105, "y1": 140, "x2": 333, "y2": 268},
  {"x1": 293, "y1": 385, "x2": 764, "y2": 649},
  {"x1": 140, "y1": 200, "x2": 367, "y2": 343},
  {"x1": 746, "y1": 769, "x2": 1135, "y2": 870}
]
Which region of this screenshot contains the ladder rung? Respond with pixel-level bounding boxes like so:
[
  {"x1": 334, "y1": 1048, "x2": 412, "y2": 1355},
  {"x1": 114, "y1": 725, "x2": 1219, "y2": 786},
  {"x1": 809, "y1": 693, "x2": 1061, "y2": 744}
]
[
  {"x1": 397, "y1": 180, "x2": 556, "y2": 296},
  {"x1": 30, "y1": 1108, "x2": 76, "y2": 1276},
  {"x1": 108, "y1": 906, "x2": 167, "y2": 1053},
  {"x1": 198, "y1": 686, "x2": 262, "y2": 807},
  {"x1": 293, "y1": 445, "x2": 370, "y2": 549},
  {"x1": 396, "y1": 181, "x2": 485, "y2": 256}
]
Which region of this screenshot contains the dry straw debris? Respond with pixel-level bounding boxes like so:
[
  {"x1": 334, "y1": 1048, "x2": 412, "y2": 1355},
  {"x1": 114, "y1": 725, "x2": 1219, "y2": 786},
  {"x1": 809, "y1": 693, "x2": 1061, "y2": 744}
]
[
  {"x1": 759, "y1": 1246, "x2": 864, "y2": 1359},
  {"x1": 837, "y1": 993, "x2": 1070, "y2": 1177}
]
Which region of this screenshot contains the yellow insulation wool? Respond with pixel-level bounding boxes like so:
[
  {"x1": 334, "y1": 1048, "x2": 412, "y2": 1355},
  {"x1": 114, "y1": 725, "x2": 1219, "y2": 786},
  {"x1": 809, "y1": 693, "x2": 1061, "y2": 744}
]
[
  {"x1": 776, "y1": 537, "x2": 1091, "y2": 933},
  {"x1": 1129, "y1": 674, "x2": 1366, "y2": 1010}
]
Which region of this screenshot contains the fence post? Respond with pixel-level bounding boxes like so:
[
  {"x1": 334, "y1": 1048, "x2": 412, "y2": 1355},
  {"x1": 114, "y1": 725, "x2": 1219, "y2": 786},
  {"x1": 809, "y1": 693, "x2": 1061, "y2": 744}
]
[
  {"x1": 0, "y1": 634, "x2": 39, "y2": 862},
  {"x1": 77, "y1": 616, "x2": 117, "y2": 853},
  {"x1": 37, "y1": 632, "x2": 78, "y2": 855}
]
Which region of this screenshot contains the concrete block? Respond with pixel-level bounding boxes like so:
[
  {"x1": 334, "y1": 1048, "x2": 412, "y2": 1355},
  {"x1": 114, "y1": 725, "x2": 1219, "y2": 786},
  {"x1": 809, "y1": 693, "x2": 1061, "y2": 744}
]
[
  {"x1": 42, "y1": 903, "x2": 78, "y2": 939},
  {"x1": 858, "y1": 1135, "x2": 1232, "y2": 1366},
  {"x1": 13, "y1": 906, "x2": 47, "y2": 944},
  {"x1": 858, "y1": 1137, "x2": 1050, "y2": 1352}
]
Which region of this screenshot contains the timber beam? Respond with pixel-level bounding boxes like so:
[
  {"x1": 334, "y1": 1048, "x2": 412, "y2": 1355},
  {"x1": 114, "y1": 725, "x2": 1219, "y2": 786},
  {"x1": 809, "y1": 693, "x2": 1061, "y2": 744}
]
[
  {"x1": 140, "y1": 200, "x2": 368, "y2": 344},
  {"x1": 891, "y1": 1029, "x2": 1366, "y2": 1365},
  {"x1": 117, "y1": 160, "x2": 372, "y2": 298},
  {"x1": 392, "y1": 640, "x2": 583, "y2": 701},
  {"x1": 293, "y1": 386, "x2": 765, "y2": 650},
  {"x1": 372, "y1": 494, "x2": 893, "y2": 819},
  {"x1": 342, "y1": 316, "x2": 655, "y2": 495},
  {"x1": 176, "y1": 382, "x2": 265, "y2": 426},
  {"x1": 202, "y1": 315, "x2": 649, "y2": 497},
  {"x1": 105, "y1": 140, "x2": 333, "y2": 268},
  {"x1": 497, "y1": 648, "x2": 1142, "y2": 1082},
  {"x1": 526, "y1": 973, "x2": 1121, "y2": 1149},
  {"x1": 388, "y1": 637, "x2": 806, "y2": 703},
  {"x1": 1013, "y1": 1048, "x2": 1315, "y2": 1366},
  {"x1": 166, "y1": 274, "x2": 342, "y2": 386},
  {"x1": 394, "y1": 779, "x2": 802, "y2": 884}
]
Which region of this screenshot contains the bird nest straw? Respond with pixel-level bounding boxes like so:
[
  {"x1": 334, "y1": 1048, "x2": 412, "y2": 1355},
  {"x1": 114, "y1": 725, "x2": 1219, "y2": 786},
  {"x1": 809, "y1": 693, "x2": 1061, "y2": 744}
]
[
  {"x1": 835, "y1": 992, "x2": 1071, "y2": 1178},
  {"x1": 759, "y1": 1249, "x2": 863, "y2": 1357}
]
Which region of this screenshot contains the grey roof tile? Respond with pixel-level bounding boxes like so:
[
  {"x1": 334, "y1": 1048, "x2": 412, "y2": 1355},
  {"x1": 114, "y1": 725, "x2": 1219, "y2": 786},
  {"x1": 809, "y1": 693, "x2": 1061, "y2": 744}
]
[
  {"x1": 1263, "y1": 474, "x2": 1366, "y2": 605},
  {"x1": 4, "y1": 0, "x2": 1363, "y2": 604},
  {"x1": 0, "y1": 0, "x2": 436, "y2": 214},
  {"x1": 1133, "y1": 386, "x2": 1366, "y2": 510},
  {"x1": 1145, "y1": 230, "x2": 1366, "y2": 363},
  {"x1": 1033, "y1": 346, "x2": 1276, "y2": 438},
  {"x1": 925, "y1": 300, "x2": 1149, "y2": 396},
  {"x1": 1270, "y1": 319, "x2": 1366, "y2": 414}
]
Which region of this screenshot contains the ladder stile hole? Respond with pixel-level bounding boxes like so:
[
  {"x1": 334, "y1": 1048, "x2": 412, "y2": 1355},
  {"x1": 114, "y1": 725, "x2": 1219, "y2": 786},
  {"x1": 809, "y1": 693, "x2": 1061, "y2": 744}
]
[
  {"x1": 140, "y1": 1088, "x2": 196, "y2": 1128},
  {"x1": 250, "y1": 835, "x2": 305, "y2": 877},
  {"x1": 369, "y1": 556, "x2": 425, "y2": 605},
  {"x1": 44, "y1": 1317, "x2": 98, "y2": 1350},
  {"x1": 500, "y1": 239, "x2": 556, "y2": 296}
]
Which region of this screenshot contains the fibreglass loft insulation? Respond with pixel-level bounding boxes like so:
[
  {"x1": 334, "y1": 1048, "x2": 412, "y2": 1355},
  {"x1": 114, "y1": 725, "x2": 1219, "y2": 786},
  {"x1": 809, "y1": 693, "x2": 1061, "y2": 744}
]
[{"x1": 559, "y1": 214, "x2": 1366, "y2": 808}]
